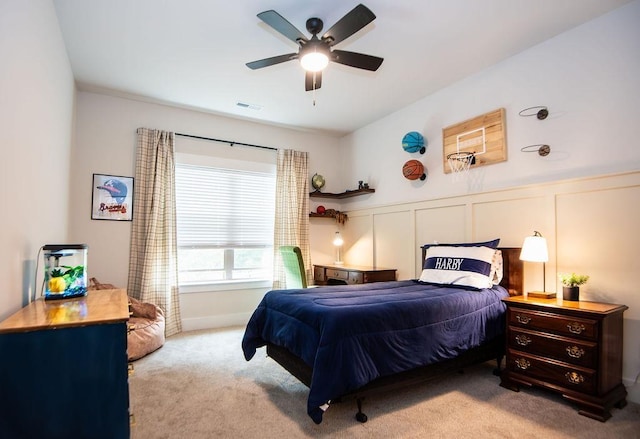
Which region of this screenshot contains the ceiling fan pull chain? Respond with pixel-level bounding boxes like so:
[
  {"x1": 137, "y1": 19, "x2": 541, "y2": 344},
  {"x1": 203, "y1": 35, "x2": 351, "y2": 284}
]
[{"x1": 313, "y1": 72, "x2": 317, "y2": 106}]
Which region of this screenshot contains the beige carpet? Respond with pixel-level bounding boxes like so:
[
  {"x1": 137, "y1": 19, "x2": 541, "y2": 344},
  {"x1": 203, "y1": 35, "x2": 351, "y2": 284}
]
[{"x1": 129, "y1": 327, "x2": 640, "y2": 439}]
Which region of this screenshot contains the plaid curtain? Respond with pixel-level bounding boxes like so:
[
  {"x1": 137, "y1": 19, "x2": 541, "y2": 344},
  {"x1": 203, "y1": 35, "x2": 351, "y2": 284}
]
[
  {"x1": 273, "y1": 149, "x2": 311, "y2": 289},
  {"x1": 127, "y1": 128, "x2": 182, "y2": 337}
]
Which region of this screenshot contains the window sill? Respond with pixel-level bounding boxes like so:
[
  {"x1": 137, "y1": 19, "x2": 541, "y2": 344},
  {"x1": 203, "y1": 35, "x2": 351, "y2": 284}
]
[{"x1": 179, "y1": 279, "x2": 272, "y2": 294}]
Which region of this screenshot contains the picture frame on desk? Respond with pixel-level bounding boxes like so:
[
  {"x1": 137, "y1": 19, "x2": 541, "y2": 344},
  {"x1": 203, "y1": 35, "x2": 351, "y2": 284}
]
[{"x1": 91, "y1": 173, "x2": 134, "y2": 221}]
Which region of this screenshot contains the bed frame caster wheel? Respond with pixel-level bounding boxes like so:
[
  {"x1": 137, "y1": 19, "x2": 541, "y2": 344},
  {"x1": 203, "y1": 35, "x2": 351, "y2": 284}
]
[{"x1": 355, "y1": 398, "x2": 368, "y2": 423}]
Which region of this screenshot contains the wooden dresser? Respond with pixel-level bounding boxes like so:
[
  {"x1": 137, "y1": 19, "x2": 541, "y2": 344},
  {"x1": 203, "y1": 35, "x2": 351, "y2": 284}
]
[
  {"x1": 500, "y1": 296, "x2": 628, "y2": 421},
  {"x1": 0, "y1": 289, "x2": 131, "y2": 438}
]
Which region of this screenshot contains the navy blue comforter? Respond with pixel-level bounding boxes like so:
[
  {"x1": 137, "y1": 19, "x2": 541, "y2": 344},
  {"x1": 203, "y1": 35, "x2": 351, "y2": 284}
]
[{"x1": 242, "y1": 280, "x2": 509, "y2": 423}]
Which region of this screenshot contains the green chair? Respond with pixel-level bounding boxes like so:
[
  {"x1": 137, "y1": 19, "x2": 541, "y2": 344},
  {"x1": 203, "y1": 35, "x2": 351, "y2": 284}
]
[{"x1": 280, "y1": 246, "x2": 308, "y2": 289}]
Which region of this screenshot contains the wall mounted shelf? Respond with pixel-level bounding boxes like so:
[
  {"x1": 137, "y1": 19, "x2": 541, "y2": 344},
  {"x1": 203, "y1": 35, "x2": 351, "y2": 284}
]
[{"x1": 309, "y1": 188, "x2": 375, "y2": 199}]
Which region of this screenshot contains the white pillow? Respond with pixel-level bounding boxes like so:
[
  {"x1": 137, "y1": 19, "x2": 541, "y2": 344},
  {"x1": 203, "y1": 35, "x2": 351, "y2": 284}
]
[{"x1": 419, "y1": 245, "x2": 497, "y2": 289}]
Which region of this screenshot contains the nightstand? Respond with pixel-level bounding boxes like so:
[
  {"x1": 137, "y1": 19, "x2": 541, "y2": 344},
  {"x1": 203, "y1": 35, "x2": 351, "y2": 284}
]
[{"x1": 500, "y1": 296, "x2": 628, "y2": 422}]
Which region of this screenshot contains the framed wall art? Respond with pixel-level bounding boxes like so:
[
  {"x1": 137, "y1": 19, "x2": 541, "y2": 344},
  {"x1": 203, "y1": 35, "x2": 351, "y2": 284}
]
[
  {"x1": 442, "y1": 108, "x2": 507, "y2": 173},
  {"x1": 91, "y1": 174, "x2": 134, "y2": 221}
]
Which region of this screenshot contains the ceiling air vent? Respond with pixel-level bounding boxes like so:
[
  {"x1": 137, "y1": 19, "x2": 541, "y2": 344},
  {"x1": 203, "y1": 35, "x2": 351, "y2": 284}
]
[{"x1": 236, "y1": 102, "x2": 262, "y2": 111}]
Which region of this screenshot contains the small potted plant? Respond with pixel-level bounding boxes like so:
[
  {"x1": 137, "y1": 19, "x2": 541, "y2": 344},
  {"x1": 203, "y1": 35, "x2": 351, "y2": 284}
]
[{"x1": 558, "y1": 272, "x2": 589, "y2": 301}]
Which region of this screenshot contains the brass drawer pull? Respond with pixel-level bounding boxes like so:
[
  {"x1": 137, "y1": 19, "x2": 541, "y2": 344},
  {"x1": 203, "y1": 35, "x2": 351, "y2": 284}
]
[
  {"x1": 565, "y1": 371, "x2": 585, "y2": 385},
  {"x1": 566, "y1": 346, "x2": 585, "y2": 359},
  {"x1": 515, "y1": 314, "x2": 532, "y2": 325},
  {"x1": 515, "y1": 358, "x2": 531, "y2": 370},
  {"x1": 567, "y1": 322, "x2": 586, "y2": 334},
  {"x1": 128, "y1": 363, "x2": 134, "y2": 376},
  {"x1": 515, "y1": 334, "x2": 532, "y2": 346}
]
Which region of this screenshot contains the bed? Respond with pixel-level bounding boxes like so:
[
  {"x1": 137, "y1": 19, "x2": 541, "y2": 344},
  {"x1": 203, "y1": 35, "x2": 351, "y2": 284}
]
[{"x1": 242, "y1": 245, "x2": 523, "y2": 424}]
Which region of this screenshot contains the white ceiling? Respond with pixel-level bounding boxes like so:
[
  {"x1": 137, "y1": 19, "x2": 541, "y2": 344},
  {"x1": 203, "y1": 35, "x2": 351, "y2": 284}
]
[{"x1": 53, "y1": 0, "x2": 631, "y2": 136}]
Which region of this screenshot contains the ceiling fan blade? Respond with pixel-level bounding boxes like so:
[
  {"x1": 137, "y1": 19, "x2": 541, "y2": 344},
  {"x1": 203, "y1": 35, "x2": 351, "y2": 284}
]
[
  {"x1": 332, "y1": 50, "x2": 383, "y2": 71},
  {"x1": 246, "y1": 53, "x2": 297, "y2": 70},
  {"x1": 322, "y1": 4, "x2": 376, "y2": 46},
  {"x1": 257, "y1": 10, "x2": 308, "y2": 45},
  {"x1": 305, "y1": 71, "x2": 322, "y2": 91}
]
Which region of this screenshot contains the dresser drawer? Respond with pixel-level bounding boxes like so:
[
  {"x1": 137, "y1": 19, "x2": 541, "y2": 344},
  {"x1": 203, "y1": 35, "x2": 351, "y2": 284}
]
[
  {"x1": 508, "y1": 307, "x2": 598, "y2": 341},
  {"x1": 508, "y1": 327, "x2": 597, "y2": 368},
  {"x1": 507, "y1": 350, "x2": 596, "y2": 394}
]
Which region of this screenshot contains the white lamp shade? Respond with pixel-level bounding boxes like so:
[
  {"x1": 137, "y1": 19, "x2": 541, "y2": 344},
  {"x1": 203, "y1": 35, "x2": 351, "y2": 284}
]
[
  {"x1": 520, "y1": 234, "x2": 549, "y2": 262},
  {"x1": 333, "y1": 231, "x2": 344, "y2": 247},
  {"x1": 300, "y1": 52, "x2": 329, "y2": 72}
]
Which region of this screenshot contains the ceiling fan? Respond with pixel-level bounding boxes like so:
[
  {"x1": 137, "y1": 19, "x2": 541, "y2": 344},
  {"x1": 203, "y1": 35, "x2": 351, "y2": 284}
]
[{"x1": 246, "y1": 4, "x2": 383, "y2": 92}]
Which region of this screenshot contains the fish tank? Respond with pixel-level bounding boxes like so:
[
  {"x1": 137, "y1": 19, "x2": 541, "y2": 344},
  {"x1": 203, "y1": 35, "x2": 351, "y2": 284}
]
[{"x1": 43, "y1": 244, "x2": 88, "y2": 300}]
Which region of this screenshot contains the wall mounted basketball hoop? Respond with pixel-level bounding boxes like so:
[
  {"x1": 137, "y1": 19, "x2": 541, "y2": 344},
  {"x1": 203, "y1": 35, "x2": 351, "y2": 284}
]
[{"x1": 446, "y1": 151, "x2": 475, "y2": 182}]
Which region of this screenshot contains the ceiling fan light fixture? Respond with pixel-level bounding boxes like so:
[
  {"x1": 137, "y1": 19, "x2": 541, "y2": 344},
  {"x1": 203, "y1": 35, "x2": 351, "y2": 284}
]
[{"x1": 300, "y1": 51, "x2": 329, "y2": 72}]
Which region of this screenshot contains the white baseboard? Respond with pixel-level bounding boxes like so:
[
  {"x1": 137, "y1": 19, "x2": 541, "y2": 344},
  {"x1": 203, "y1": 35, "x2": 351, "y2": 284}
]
[
  {"x1": 624, "y1": 377, "x2": 640, "y2": 404},
  {"x1": 181, "y1": 312, "x2": 252, "y2": 332}
]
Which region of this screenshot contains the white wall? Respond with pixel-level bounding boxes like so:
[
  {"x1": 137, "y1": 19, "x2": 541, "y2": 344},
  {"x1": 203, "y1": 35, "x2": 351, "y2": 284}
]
[
  {"x1": 338, "y1": 0, "x2": 640, "y2": 211},
  {"x1": 0, "y1": 0, "x2": 75, "y2": 320},
  {"x1": 69, "y1": 92, "x2": 344, "y2": 329}
]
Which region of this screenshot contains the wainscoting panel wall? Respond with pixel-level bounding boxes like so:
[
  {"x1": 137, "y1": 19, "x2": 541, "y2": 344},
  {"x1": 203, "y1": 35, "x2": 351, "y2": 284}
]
[
  {"x1": 340, "y1": 171, "x2": 639, "y2": 401},
  {"x1": 373, "y1": 210, "x2": 413, "y2": 280}
]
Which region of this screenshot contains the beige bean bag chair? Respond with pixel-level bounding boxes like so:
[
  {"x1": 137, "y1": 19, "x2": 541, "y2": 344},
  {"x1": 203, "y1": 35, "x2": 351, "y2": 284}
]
[{"x1": 89, "y1": 278, "x2": 165, "y2": 361}]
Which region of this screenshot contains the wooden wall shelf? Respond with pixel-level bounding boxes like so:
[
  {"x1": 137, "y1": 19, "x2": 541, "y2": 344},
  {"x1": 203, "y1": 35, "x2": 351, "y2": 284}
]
[{"x1": 309, "y1": 188, "x2": 375, "y2": 199}]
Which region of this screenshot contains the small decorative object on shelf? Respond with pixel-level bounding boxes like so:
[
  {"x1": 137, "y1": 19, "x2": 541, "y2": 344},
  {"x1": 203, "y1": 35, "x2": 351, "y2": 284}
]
[
  {"x1": 309, "y1": 208, "x2": 348, "y2": 224},
  {"x1": 402, "y1": 131, "x2": 426, "y2": 154},
  {"x1": 558, "y1": 272, "x2": 589, "y2": 301},
  {"x1": 402, "y1": 159, "x2": 426, "y2": 181},
  {"x1": 311, "y1": 173, "x2": 325, "y2": 192}
]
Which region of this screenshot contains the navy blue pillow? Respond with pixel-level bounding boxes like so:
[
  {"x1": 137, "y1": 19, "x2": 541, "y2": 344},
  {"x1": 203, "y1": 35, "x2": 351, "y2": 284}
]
[{"x1": 421, "y1": 239, "x2": 500, "y2": 269}]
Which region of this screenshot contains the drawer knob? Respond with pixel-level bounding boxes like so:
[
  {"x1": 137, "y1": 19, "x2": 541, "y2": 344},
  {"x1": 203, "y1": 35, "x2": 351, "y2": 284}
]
[
  {"x1": 567, "y1": 322, "x2": 586, "y2": 335},
  {"x1": 565, "y1": 371, "x2": 585, "y2": 385},
  {"x1": 515, "y1": 358, "x2": 531, "y2": 370},
  {"x1": 515, "y1": 314, "x2": 532, "y2": 325},
  {"x1": 566, "y1": 345, "x2": 585, "y2": 359},
  {"x1": 515, "y1": 334, "x2": 532, "y2": 346}
]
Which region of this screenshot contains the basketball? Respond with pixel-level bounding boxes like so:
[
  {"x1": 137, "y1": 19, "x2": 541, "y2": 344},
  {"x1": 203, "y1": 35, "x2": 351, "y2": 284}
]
[
  {"x1": 402, "y1": 159, "x2": 426, "y2": 181},
  {"x1": 402, "y1": 131, "x2": 426, "y2": 154}
]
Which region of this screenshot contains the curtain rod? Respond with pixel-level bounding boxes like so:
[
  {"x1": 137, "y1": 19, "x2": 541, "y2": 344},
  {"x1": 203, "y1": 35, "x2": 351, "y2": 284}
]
[{"x1": 175, "y1": 132, "x2": 277, "y2": 151}]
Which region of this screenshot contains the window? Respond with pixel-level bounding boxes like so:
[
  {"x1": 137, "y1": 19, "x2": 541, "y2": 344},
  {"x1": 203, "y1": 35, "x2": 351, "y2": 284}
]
[{"x1": 175, "y1": 160, "x2": 275, "y2": 286}]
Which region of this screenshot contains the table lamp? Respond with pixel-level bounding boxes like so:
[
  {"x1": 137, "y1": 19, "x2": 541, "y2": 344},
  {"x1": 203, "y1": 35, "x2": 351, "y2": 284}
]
[
  {"x1": 333, "y1": 231, "x2": 344, "y2": 265},
  {"x1": 520, "y1": 231, "x2": 554, "y2": 298}
]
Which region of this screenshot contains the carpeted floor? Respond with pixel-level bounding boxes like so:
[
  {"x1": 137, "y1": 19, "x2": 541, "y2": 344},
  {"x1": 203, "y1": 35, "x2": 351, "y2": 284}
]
[{"x1": 129, "y1": 327, "x2": 640, "y2": 439}]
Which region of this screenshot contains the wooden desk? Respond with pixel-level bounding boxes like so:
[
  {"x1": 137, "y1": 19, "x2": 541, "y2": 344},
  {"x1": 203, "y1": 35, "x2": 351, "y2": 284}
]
[
  {"x1": 0, "y1": 289, "x2": 131, "y2": 438},
  {"x1": 313, "y1": 264, "x2": 397, "y2": 285}
]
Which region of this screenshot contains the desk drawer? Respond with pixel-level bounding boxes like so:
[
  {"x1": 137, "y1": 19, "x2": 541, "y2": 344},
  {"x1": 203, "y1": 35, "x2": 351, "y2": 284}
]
[{"x1": 326, "y1": 269, "x2": 348, "y2": 281}]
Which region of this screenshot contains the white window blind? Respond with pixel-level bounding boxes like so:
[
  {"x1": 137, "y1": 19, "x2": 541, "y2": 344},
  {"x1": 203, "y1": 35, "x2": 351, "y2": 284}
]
[
  {"x1": 175, "y1": 163, "x2": 275, "y2": 248},
  {"x1": 175, "y1": 162, "x2": 275, "y2": 285}
]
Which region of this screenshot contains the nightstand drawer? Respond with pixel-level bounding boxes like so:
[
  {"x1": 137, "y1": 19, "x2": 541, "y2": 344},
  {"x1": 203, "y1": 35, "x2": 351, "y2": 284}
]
[
  {"x1": 508, "y1": 327, "x2": 597, "y2": 368},
  {"x1": 508, "y1": 308, "x2": 598, "y2": 341},
  {"x1": 507, "y1": 350, "x2": 596, "y2": 394}
]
